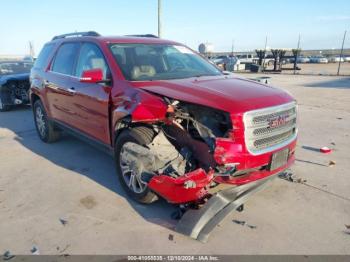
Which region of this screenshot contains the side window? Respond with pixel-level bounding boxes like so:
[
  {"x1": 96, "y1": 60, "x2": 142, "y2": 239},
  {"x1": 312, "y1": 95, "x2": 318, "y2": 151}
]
[
  {"x1": 51, "y1": 43, "x2": 80, "y2": 75},
  {"x1": 34, "y1": 43, "x2": 55, "y2": 70},
  {"x1": 75, "y1": 43, "x2": 109, "y2": 79}
]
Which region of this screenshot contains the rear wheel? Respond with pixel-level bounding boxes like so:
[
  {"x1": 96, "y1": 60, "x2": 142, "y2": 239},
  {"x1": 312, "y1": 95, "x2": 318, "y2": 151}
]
[
  {"x1": 33, "y1": 100, "x2": 61, "y2": 143},
  {"x1": 114, "y1": 127, "x2": 158, "y2": 204},
  {"x1": 0, "y1": 94, "x2": 11, "y2": 112}
]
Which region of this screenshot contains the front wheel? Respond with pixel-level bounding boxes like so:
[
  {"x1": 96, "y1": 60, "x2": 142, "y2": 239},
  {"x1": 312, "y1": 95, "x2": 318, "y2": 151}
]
[
  {"x1": 114, "y1": 127, "x2": 158, "y2": 204},
  {"x1": 33, "y1": 100, "x2": 61, "y2": 143}
]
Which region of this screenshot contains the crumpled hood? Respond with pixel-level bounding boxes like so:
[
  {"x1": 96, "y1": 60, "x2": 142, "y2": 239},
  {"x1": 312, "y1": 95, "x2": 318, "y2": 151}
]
[{"x1": 130, "y1": 75, "x2": 295, "y2": 115}]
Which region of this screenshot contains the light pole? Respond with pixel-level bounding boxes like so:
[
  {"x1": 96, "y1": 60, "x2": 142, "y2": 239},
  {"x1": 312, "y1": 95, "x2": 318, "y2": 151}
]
[
  {"x1": 158, "y1": 0, "x2": 162, "y2": 38},
  {"x1": 337, "y1": 30, "x2": 347, "y2": 76}
]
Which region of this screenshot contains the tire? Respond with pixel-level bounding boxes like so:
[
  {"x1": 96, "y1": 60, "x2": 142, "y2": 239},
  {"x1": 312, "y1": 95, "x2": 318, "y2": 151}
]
[
  {"x1": 33, "y1": 100, "x2": 61, "y2": 143},
  {"x1": 0, "y1": 93, "x2": 11, "y2": 112},
  {"x1": 114, "y1": 126, "x2": 158, "y2": 204}
]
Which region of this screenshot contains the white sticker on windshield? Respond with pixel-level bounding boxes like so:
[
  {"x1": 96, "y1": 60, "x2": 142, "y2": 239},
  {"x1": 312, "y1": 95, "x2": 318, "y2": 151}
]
[{"x1": 174, "y1": 46, "x2": 193, "y2": 54}]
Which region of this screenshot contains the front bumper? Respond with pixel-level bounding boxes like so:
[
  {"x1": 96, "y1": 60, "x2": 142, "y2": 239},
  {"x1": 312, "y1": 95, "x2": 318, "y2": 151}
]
[{"x1": 148, "y1": 138, "x2": 296, "y2": 204}]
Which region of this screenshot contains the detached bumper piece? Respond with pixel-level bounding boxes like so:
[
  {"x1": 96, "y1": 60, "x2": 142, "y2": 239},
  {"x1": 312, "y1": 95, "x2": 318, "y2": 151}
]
[{"x1": 175, "y1": 173, "x2": 277, "y2": 242}]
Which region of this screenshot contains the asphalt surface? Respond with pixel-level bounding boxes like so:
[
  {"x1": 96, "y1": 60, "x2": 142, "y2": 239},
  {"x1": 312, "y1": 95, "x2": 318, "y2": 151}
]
[{"x1": 0, "y1": 74, "x2": 349, "y2": 254}]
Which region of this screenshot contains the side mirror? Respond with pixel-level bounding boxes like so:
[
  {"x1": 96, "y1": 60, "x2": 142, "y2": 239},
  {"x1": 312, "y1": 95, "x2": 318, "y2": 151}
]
[{"x1": 80, "y1": 68, "x2": 104, "y2": 83}]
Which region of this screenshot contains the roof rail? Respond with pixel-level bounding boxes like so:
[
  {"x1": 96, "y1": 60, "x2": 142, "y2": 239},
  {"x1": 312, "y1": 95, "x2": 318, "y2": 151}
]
[
  {"x1": 126, "y1": 34, "x2": 159, "y2": 38},
  {"x1": 52, "y1": 31, "x2": 100, "y2": 41}
]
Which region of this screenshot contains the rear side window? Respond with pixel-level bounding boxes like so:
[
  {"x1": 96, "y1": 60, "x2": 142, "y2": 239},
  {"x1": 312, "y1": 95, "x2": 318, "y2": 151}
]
[
  {"x1": 51, "y1": 43, "x2": 80, "y2": 75},
  {"x1": 34, "y1": 43, "x2": 55, "y2": 70}
]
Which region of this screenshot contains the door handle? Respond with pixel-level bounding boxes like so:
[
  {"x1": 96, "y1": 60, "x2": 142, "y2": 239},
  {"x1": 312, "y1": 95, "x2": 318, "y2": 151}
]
[{"x1": 67, "y1": 87, "x2": 76, "y2": 94}]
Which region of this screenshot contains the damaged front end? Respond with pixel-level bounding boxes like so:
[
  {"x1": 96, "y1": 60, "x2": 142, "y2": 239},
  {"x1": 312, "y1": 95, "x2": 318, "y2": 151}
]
[
  {"x1": 117, "y1": 94, "x2": 296, "y2": 240},
  {"x1": 0, "y1": 79, "x2": 30, "y2": 108}
]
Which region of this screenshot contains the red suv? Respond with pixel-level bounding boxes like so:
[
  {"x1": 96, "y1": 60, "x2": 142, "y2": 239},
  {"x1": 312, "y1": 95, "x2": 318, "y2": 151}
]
[{"x1": 30, "y1": 32, "x2": 297, "y2": 206}]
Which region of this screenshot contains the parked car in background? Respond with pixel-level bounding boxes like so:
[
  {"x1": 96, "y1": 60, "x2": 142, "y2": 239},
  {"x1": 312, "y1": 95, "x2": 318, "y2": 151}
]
[
  {"x1": 309, "y1": 56, "x2": 328, "y2": 64},
  {"x1": 236, "y1": 54, "x2": 258, "y2": 64},
  {"x1": 0, "y1": 61, "x2": 33, "y2": 111},
  {"x1": 211, "y1": 56, "x2": 240, "y2": 71},
  {"x1": 328, "y1": 56, "x2": 345, "y2": 63},
  {"x1": 290, "y1": 56, "x2": 310, "y2": 63}
]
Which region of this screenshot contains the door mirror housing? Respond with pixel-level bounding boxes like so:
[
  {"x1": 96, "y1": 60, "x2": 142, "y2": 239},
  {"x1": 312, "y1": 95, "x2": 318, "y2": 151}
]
[{"x1": 80, "y1": 68, "x2": 105, "y2": 83}]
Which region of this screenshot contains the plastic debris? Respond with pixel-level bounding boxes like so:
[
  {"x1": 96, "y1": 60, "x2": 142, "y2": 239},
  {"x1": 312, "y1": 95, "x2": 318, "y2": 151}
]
[
  {"x1": 278, "y1": 172, "x2": 294, "y2": 182},
  {"x1": 233, "y1": 220, "x2": 257, "y2": 229},
  {"x1": 328, "y1": 160, "x2": 336, "y2": 167},
  {"x1": 59, "y1": 218, "x2": 68, "y2": 226},
  {"x1": 3, "y1": 251, "x2": 15, "y2": 261},
  {"x1": 320, "y1": 147, "x2": 332, "y2": 154},
  {"x1": 233, "y1": 219, "x2": 246, "y2": 226},
  {"x1": 30, "y1": 246, "x2": 40, "y2": 255},
  {"x1": 246, "y1": 224, "x2": 257, "y2": 229}
]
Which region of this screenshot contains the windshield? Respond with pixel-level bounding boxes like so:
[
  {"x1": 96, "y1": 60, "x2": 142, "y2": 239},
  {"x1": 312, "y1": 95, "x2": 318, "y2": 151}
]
[
  {"x1": 0, "y1": 62, "x2": 33, "y2": 76},
  {"x1": 109, "y1": 44, "x2": 222, "y2": 81}
]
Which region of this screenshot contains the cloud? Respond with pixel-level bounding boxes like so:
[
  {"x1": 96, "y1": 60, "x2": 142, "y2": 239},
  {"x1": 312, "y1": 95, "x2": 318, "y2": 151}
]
[{"x1": 316, "y1": 15, "x2": 350, "y2": 21}]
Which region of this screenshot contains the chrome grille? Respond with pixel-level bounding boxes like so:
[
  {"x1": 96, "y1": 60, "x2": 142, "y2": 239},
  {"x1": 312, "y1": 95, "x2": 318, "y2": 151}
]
[{"x1": 243, "y1": 102, "x2": 297, "y2": 155}]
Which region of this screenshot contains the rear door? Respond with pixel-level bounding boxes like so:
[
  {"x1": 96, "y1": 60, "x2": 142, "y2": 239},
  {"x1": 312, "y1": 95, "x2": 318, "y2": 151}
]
[
  {"x1": 71, "y1": 42, "x2": 112, "y2": 144},
  {"x1": 46, "y1": 42, "x2": 80, "y2": 124}
]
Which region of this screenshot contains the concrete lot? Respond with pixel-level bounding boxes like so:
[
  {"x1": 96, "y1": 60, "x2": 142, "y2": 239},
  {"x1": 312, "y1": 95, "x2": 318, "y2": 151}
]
[{"x1": 0, "y1": 74, "x2": 349, "y2": 255}]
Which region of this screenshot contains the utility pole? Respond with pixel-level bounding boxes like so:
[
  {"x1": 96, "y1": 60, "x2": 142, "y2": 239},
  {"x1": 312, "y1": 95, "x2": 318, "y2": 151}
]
[
  {"x1": 29, "y1": 41, "x2": 35, "y2": 58},
  {"x1": 231, "y1": 39, "x2": 234, "y2": 56},
  {"x1": 294, "y1": 34, "x2": 301, "y2": 75},
  {"x1": 158, "y1": 0, "x2": 162, "y2": 38},
  {"x1": 262, "y1": 35, "x2": 268, "y2": 71},
  {"x1": 337, "y1": 30, "x2": 347, "y2": 76}
]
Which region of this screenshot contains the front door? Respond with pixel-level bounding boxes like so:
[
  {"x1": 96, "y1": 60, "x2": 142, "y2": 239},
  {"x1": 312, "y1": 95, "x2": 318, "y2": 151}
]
[{"x1": 70, "y1": 42, "x2": 112, "y2": 145}]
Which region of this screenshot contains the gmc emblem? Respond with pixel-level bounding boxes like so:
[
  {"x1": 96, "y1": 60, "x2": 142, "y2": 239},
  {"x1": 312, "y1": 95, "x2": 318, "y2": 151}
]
[{"x1": 268, "y1": 114, "x2": 288, "y2": 128}]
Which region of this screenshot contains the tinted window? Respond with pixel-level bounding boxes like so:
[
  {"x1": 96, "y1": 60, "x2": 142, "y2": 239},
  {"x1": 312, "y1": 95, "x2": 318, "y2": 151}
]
[
  {"x1": 75, "y1": 43, "x2": 109, "y2": 78},
  {"x1": 52, "y1": 43, "x2": 80, "y2": 75},
  {"x1": 34, "y1": 43, "x2": 55, "y2": 69},
  {"x1": 109, "y1": 44, "x2": 221, "y2": 81}
]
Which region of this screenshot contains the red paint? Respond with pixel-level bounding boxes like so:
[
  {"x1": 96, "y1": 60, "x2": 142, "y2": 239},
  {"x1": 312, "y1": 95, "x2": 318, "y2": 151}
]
[
  {"x1": 30, "y1": 34, "x2": 297, "y2": 204},
  {"x1": 148, "y1": 169, "x2": 214, "y2": 204},
  {"x1": 320, "y1": 147, "x2": 332, "y2": 153}
]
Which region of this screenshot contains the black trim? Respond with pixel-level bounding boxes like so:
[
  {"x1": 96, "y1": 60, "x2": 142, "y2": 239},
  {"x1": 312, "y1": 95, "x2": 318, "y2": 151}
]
[
  {"x1": 54, "y1": 120, "x2": 114, "y2": 156},
  {"x1": 52, "y1": 31, "x2": 100, "y2": 40}
]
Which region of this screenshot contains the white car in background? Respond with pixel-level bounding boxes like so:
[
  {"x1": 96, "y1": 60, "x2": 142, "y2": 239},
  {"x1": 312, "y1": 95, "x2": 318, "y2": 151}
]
[
  {"x1": 328, "y1": 56, "x2": 345, "y2": 63},
  {"x1": 236, "y1": 54, "x2": 258, "y2": 64},
  {"x1": 310, "y1": 56, "x2": 328, "y2": 64}
]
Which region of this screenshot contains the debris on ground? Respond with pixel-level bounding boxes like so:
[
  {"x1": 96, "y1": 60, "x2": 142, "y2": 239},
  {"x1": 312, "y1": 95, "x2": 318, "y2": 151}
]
[
  {"x1": 246, "y1": 224, "x2": 257, "y2": 229},
  {"x1": 336, "y1": 117, "x2": 342, "y2": 120},
  {"x1": 329, "y1": 160, "x2": 336, "y2": 167},
  {"x1": 295, "y1": 178, "x2": 307, "y2": 184},
  {"x1": 279, "y1": 172, "x2": 307, "y2": 184},
  {"x1": 345, "y1": 224, "x2": 350, "y2": 230},
  {"x1": 278, "y1": 172, "x2": 295, "y2": 182},
  {"x1": 330, "y1": 142, "x2": 336, "y2": 146},
  {"x1": 168, "y1": 234, "x2": 174, "y2": 241},
  {"x1": 30, "y1": 246, "x2": 40, "y2": 255},
  {"x1": 59, "y1": 218, "x2": 68, "y2": 226},
  {"x1": 232, "y1": 220, "x2": 257, "y2": 229},
  {"x1": 233, "y1": 219, "x2": 246, "y2": 226},
  {"x1": 3, "y1": 251, "x2": 15, "y2": 261},
  {"x1": 320, "y1": 147, "x2": 332, "y2": 154}
]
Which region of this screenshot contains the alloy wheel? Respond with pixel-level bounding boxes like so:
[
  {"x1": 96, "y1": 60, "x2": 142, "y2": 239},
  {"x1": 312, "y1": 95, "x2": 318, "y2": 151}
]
[
  {"x1": 35, "y1": 106, "x2": 46, "y2": 138},
  {"x1": 119, "y1": 142, "x2": 147, "y2": 194}
]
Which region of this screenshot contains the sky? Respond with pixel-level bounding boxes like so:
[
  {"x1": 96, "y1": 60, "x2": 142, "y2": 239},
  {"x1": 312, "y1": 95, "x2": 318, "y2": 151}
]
[{"x1": 0, "y1": 0, "x2": 349, "y2": 55}]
